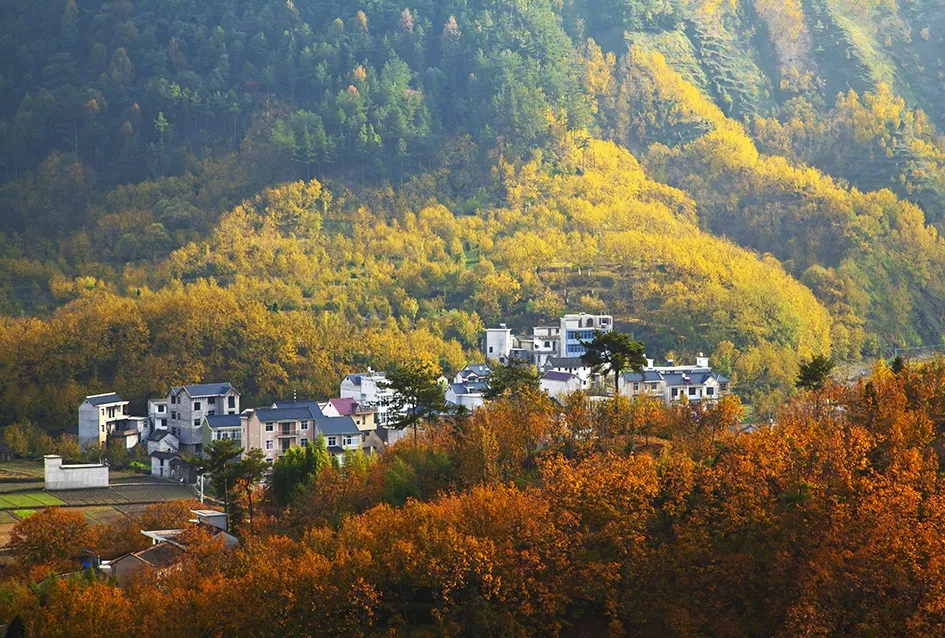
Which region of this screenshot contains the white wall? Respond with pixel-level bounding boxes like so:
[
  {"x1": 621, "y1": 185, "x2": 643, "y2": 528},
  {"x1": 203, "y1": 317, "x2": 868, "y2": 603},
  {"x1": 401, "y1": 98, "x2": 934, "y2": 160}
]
[{"x1": 44, "y1": 455, "x2": 108, "y2": 490}]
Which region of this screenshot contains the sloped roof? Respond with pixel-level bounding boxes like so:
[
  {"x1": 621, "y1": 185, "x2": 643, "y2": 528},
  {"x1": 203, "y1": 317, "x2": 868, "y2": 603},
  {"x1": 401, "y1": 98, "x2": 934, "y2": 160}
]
[
  {"x1": 205, "y1": 414, "x2": 241, "y2": 429},
  {"x1": 150, "y1": 450, "x2": 179, "y2": 461},
  {"x1": 273, "y1": 400, "x2": 325, "y2": 418},
  {"x1": 459, "y1": 363, "x2": 490, "y2": 379},
  {"x1": 343, "y1": 372, "x2": 386, "y2": 386},
  {"x1": 315, "y1": 415, "x2": 360, "y2": 436},
  {"x1": 622, "y1": 370, "x2": 730, "y2": 386},
  {"x1": 130, "y1": 542, "x2": 185, "y2": 568},
  {"x1": 329, "y1": 397, "x2": 370, "y2": 415},
  {"x1": 148, "y1": 429, "x2": 176, "y2": 443},
  {"x1": 543, "y1": 371, "x2": 577, "y2": 382},
  {"x1": 253, "y1": 406, "x2": 318, "y2": 422},
  {"x1": 85, "y1": 393, "x2": 126, "y2": 406},
  {"x1": 544, "y1": 357, "x2": 588, "y2": 370},
  {"x1": 176, "y1": 383, "x2": 234, "y2": 397}
]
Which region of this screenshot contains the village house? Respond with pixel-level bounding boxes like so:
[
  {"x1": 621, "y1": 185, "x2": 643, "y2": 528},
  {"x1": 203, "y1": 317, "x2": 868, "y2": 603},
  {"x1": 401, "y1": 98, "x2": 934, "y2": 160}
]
[
  {"x1": 147, "y1": 429, "x2": 178, "y2": 456},
  {"x1": 619, "y1": 354, "x2": 731, "y2": 406},
  {"x1": 78, "y1": 393, "x2": 130, "y2": 448},
  {"x1": 201, "y1": 413, "x2": 243, "y2": 448},
  {"x1": 161, "y1": 383, "x2": 240, "y2": 455},
  {"x1": 540, "y1": 370, "x2": 586, "y2": 399},
  {"x1": 148, "y1": 398, "x2": 168, "y2": 431},
  {"x1": 445, "y1": 364, "x2": 491, "y2": 412},
  {"x1": 242, "y1": 400, "x2": 365, "y2": 464},
  {"x1": 485, "y1": 312, "x2": 613, "y2": 367},
  {"x1": 339, "y1": 370, "x2": 396, "y2": 426}
]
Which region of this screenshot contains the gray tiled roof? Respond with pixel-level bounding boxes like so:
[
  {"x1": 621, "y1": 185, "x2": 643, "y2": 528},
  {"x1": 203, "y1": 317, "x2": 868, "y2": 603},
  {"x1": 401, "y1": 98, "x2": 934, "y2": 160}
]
[
  {"x1": 343, "y1": 372, "x2": 386, "y2": 386},
  {"x1": 176, "y1": 383, "x2": 235, "y2": 397},
  {"x1": 543, "y1": 371, "x2": 577, "y2": 382},
  {"x1": 85, "y1": 393, "x2": 125, "y2": 406},
  {"x1": 205, "y1": 414, "x2": 241, "y2": 429},
  {"x1": 148, "y1": 429, "x2": 175, "y2": 442},
  {"x1": 273, "y1": 400, "x2": 324, "y2": 418},
  {"x1": 254, "y1": 406, "x2": 318, "y2": 422},
  {"x1": 314, "y1": 415, "x2": 360, "y2": 436}
]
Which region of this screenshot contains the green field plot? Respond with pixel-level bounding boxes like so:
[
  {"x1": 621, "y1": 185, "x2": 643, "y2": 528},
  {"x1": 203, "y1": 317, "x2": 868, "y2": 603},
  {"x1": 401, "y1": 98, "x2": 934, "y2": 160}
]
[
  {"x1": 12, "y1": 509, "x2": 35, "y2": 519},
  {"x1": 28, "y1": 492, "x2": 65, "y2": 506},
  {"x1": 0, "y1": 492, "x2": 66, "y2": 508}
]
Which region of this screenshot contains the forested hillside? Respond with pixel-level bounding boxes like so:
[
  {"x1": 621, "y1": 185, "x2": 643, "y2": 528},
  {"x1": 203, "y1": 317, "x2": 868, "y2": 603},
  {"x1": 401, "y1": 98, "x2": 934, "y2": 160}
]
[{"x1": 4, "y1": 0, "x2": 945, "y2": 421}]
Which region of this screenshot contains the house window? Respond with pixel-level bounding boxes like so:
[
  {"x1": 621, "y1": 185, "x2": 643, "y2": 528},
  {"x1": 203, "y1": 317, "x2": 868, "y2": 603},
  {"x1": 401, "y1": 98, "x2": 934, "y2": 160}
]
[
  {"x1": 300, "y1": 421, "x2": 308, "y2": 431},
  {"x1": 266, "y1": 458, "x2": 273, "y2": 463},
  {"x1": 265, "y1": 441, "x2": 273, "y2": 450},
  {"x1": 688, "y1": 387, "x2": 697, "y2": 396},
  {"x1": 228, "y1": 396, "x2": 236, "y2": 409},
  {"x1": 160, "y1": 418, "x2": 167, "y2": 428},
  {"x1": 157, "y1": 404, "x2": 165, "y2": 413},
  {"x1": 633, "y1": 383, "x2": 639, "y2": 391},
  {"x1": 194, "y1": 419, "x2": 200, "y2": 427},
  {"x1": 343, "y1": 435, "x2": 357, "y2": 446},
  {"x1": 720, "y1": 384, "x2": 729, "y2": 392},
  {"x1": 301, "y1": 438, "x2": 308, "y2": 446},
  {"x1": 707, "y1": 387, "x2": 715, "y2": 396},
  {"x1": 488, "y1": 346, "x2": 493, "y2": 353},
  {"x1": 265, "y1": 423, "x2": 274, "y2": 432},
  {"x1": 672, "y1": 388, "x2": 678, "y2": 398},
  {"x1": 327, "y1": 436, "x2": 337, "y2": 447},
  {"x1": 123, "y1": 405, "x2": 129, "y2": 415},
  {"x1": 208, "y1": 397, "x2": 216, "y2": 405},
  {"x1": 194, "y1": 401, "x2": 201, "y2": 411},
  {"x1": 208, "y1": 410, "x2": 215, "y2": 416}
]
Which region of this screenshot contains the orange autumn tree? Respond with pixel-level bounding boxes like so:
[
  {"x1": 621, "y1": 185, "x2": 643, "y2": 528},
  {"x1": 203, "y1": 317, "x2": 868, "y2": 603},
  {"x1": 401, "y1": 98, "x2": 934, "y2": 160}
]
[{"x1": 8, "y1": 508, "x2": 95, "y2": 572}]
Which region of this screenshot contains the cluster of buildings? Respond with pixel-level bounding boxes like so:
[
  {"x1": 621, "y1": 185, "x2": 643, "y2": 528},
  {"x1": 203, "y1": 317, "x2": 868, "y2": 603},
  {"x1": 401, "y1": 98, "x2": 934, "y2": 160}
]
[
  {"x1": 77, "y1": 310, "x2": 731, "y2": 481},
  {"x1": 79, "y1": 380, "x2": 408, "y2": 482},
  {"x1": 485, "y1": 312, "x2": 731, "y2": 405}
]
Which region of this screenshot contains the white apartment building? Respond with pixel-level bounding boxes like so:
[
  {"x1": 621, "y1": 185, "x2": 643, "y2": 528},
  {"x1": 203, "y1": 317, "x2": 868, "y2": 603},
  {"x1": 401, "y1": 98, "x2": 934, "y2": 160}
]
[
  {"x1": 339, "y1": 370, "x2": 397, "y2": 426},
  {"x1": 484, "y1": 312, "x2": 613, "y2": 366}
]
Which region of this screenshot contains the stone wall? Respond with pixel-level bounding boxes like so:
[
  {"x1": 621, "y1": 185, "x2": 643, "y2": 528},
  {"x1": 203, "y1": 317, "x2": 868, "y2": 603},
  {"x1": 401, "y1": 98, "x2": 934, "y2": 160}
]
[{"x1": 44, "y1": 455, "x2": 108, "y2": 490}]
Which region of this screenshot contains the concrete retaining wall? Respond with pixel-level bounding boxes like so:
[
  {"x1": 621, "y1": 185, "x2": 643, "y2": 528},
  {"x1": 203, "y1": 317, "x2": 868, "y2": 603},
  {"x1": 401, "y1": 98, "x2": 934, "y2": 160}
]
[{"x1": 44, "y1": 455, "x2": 108, "y2": 490}]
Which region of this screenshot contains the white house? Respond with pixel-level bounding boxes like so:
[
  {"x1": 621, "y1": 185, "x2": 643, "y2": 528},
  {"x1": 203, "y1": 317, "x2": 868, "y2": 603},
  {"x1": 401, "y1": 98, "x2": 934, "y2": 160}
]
[
  {"x1": 619, "y1": 354, "x2": 731, "y2": 406},
  {"x1": 540, "y1": 370, "x2": 585, "y2": 399},
  {"x1": 146, "y1": 429, "x2": 179, "y2": 456},
  {"x1": 340, "y1": 370, "x2": 397, "y2": 426},
  {"x1": 540, "y1": 357, "x2": 596, "y2": 383},
  {"x1": 148, "y1": 398, "x2": 168, "y2": 432},
  {"x1": 483, "y1": 311, "x2": 613, "y2": 366},
  {"x1": 78, "y1": 393, "x2": 130, "y2": 448}
]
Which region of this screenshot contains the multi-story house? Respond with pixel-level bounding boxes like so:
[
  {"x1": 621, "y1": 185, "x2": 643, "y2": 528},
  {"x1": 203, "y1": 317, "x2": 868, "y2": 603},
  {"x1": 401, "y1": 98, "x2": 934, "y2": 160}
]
[
  {"x1": 164, "y1": 383, "x2": 240, "y2": 454},
  {"x1": 244, "y1": 400, "x2": 364, "y2": 464},
  {"x1": 620, "y1": 354, "x2": 731, "y2": 406},
  {"x1": 148, "y1": 398, "x2": 168, "y2": 433},
  {"x1": 78, "y1": 393, "x2": 130, "y2": 448},
  {"x1": 201, "y1": 414, "x2": 244, "y2": 449},
  {"x1": 340, "y1": 370, "x2": 397, "y2": 426},
  {"x1": 484, "y1": 312, "x2": 613, "y2": 366},
  {"x1": 445, "y1": 363, "x2": 491, "y2": 412},
  {"x1": 540, "y1": 370, "x2": 585, "y2": 399}
]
